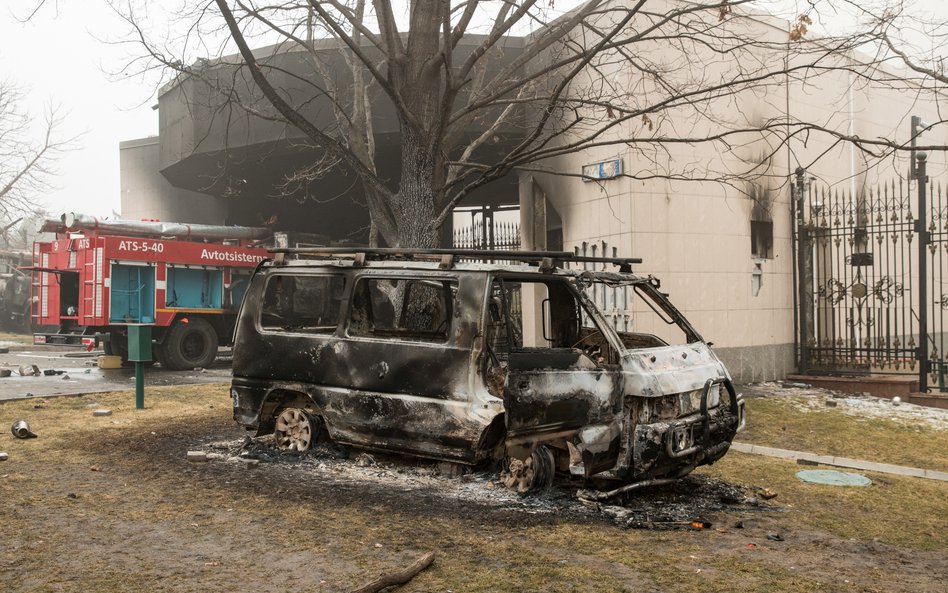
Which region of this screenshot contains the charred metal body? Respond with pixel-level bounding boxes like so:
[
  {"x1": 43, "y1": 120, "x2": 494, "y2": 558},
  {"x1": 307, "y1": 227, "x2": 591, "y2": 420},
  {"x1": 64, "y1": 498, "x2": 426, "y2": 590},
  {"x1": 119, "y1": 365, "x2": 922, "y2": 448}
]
[{"x1": 230, "y1": 249, "x2": 745, "y2": 487}]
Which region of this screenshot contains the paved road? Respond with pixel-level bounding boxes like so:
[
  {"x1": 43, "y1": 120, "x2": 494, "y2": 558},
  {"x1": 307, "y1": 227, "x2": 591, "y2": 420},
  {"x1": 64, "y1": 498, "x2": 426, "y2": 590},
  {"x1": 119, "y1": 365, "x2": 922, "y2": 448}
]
[{"x1": 0, "y1": 347, "x2": 231, "y2": 401}]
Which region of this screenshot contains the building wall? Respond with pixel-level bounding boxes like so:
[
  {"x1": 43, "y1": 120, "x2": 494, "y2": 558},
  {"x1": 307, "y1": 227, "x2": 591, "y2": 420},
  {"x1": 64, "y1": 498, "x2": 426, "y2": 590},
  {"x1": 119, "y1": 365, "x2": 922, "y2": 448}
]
[
  {"x1": 520, "y1": 1, "x2": 946, "y2": 383},
  {"x1": 119, "y1": 137, "x2": 227, "y2": 224}
]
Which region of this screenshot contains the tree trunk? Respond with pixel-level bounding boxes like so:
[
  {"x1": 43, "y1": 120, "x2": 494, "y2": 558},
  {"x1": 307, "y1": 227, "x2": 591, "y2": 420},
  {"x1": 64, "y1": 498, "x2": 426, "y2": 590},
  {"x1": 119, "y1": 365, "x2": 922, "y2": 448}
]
[{"x1": 390, "y1": 125, "x2": 442, "y2": 248}]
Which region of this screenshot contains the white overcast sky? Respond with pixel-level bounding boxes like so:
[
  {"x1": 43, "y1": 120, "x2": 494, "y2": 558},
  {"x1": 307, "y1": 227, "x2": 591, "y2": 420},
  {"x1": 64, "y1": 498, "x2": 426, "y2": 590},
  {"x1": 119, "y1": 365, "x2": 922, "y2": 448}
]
[{"x1": 1, "y1": 1, "x2": 945, "y2": 224}]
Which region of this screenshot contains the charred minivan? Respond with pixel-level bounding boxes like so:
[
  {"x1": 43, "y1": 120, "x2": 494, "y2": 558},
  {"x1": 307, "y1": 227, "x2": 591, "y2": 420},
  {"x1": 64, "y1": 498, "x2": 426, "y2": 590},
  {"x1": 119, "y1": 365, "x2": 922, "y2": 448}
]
[{"x1": 230, "y1": 248, "x2": 745, "y2": 492}]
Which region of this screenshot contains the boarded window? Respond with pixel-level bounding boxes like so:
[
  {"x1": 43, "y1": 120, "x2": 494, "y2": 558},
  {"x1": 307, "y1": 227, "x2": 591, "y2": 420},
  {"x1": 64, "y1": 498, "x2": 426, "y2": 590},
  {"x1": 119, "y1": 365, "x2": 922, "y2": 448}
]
[
  {"x1": 260, "y1": 274, "x2": 346, "y2": 333},
  {"x1": 349, "y1": 277, "x2": 456, "y2": 342}
]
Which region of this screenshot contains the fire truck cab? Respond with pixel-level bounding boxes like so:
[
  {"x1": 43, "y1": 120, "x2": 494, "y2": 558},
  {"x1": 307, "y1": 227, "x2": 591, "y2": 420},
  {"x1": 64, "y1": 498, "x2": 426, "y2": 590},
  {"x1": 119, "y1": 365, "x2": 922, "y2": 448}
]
[{"x1": 31, "y1": 213, "x2": 271, "y2": 370}]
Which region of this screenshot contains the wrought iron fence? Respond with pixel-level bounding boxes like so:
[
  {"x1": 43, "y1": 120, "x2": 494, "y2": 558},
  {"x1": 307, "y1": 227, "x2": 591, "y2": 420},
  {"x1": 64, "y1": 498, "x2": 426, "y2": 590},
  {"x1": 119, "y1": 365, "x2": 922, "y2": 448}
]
[
  {"x1": 453, "y1": 220, "x2": 520, "y2": 251},
  {"x1": 794, "y1": 159, "x2": 948, "y2": 390}
]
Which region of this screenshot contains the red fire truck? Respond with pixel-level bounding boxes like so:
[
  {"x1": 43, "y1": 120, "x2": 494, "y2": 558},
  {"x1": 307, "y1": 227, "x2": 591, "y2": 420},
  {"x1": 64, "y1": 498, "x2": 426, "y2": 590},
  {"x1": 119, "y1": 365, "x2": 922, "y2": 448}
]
[{"x1": 32, "y1": 213, "x2": 271, "y2": 370}]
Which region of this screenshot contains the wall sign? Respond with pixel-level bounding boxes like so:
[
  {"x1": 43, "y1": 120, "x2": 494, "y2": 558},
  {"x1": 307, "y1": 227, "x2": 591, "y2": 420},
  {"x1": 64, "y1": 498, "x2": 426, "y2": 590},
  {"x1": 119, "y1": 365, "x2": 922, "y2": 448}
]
[{"x1": 582, "y1": 158, "x2": 622, "y2": 181}]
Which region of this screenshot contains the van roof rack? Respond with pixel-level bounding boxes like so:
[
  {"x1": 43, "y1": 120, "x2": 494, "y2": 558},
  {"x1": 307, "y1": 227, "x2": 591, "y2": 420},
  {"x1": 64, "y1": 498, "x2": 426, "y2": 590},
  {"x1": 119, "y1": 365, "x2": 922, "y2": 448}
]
[{"x1": 269, "y1": 247, "x2": 641, "y2": 272}]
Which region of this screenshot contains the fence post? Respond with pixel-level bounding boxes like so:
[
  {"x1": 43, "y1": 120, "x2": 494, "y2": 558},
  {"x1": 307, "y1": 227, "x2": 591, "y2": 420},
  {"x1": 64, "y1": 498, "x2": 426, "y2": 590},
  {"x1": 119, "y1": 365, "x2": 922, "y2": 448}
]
[
  {"x1": 795, "y1": 167, "x2": 810, "y2": 372},
  {"x1": 917, "y1": 152, "x2": 929, "y2": 393}
]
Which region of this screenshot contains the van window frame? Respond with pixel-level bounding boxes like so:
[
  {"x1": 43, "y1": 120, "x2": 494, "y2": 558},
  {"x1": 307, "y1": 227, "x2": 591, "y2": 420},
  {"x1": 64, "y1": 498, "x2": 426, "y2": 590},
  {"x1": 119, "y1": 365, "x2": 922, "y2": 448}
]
[
  {"x1": 345, "y1": 273, "x2": 459, "y2": 344},
  {"x1": 257, "y1": 271, "x2": 348, "y2": 336}
]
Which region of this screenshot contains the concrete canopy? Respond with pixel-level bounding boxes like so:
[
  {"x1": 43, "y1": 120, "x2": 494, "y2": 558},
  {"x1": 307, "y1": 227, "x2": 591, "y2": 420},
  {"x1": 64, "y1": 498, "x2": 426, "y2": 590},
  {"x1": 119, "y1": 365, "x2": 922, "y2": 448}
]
[{"x1": 155, "y1": 36, "x2": 528, "y2": 243}]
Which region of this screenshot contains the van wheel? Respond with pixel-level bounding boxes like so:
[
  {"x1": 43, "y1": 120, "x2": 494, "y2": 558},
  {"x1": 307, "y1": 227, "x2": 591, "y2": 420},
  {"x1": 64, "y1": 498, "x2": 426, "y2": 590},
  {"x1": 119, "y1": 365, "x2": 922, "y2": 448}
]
[
  {"x1": 273, "y1": 408, "x2": 320, "y2": 452},
  {"x1": 502, "y1": 445, "x2": 555, "y2": 494},
  {"x1": 161, "y1": 318, "x2": 218, "y2": 370}
]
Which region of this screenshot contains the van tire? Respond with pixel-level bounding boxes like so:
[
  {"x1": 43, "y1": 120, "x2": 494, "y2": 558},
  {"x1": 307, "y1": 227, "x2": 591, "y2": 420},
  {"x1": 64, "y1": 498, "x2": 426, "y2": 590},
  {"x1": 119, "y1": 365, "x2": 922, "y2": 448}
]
[
  {"x1": 273, "y1": 408, "x2": 320, "y2": 452},
  {"x1": 160, "y1": 317, "x2": 218, "y2": 370}
]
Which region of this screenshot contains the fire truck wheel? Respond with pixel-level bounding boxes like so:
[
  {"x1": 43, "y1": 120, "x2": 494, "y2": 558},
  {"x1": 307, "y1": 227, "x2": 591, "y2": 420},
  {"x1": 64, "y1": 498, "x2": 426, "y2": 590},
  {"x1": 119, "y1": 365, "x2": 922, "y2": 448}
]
[
  {"x1": 161, "y1": 318, "x2": 218, "y2": 371},
  {"x1": 103, "y1": 331, "x2": 128, "y2": 360}
]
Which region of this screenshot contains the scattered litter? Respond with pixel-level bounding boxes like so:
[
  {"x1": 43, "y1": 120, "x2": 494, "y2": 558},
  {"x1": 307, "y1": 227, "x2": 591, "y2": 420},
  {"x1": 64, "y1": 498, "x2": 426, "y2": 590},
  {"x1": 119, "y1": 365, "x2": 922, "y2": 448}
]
[
  {"x1": 767, "y1": 533, "x2": 785, "y2": 542},
  {"x1": 43, "y1": 369, "x2": 66, "y2": 376},
  {"x1": 92, "y1": 409, "x2": 112, "y2": 417},
  {"x1": 746, "y1": 543, "x2": 757, "y2": 549},
  {"x1": 354, "y1": 453, "x2": 376, "y2": 467},
  {"x1": 193, "y1": 367, "x2": 204, "y2": 372},
  {"x1": 33, "y1": 404, "x2": 46, "y2": 410},
  {"x1": 187, "y1": 451, "x2": 209, "y2": 463},
  {"x1": 0, "y1": 346, "x2": 8, "y2": 354},
  {"x1": 67, "y1": 493, "x2": 78, "y2": 499},
  {"x1": 734, "y1": 521, "x2": 744, "y2": 529},
  {"x1": 892, "y1": 396, "x2": 901, "y2": 406},
  {"x1": 796, "y1": 469, "x2": 872, "y2": 487},
  {"x1": 0, "y1": 452, "x2": 8, "y2": 461},
  {"x1": 0, "y1": 369, "x2": 10, "y2": 378},
  {"x1": 824, "y1": 399, "x2": 838, "y2": 407},
  {"x1": 18, "y1": 365, "x2": 40, "y2": 377},
  {"x1": 743, "y1": 383, "x2": 948, "y2": 430},
  {"x1": 90, "y1": 465, "x2": 101, "y2": 472},
  {"x1": 758, "y1": 488, "x2": 778, "y2": 500},
  {"x1": 782, "y1": 382, "x2": 811, "y2": 388},
  {"x1": 10, "y1": 420, "x2": 37, "y2": 439},
  {"x1": 237, "y1": 457, "x2": 259, "y2": 468},
  {"x1": 61, "y1": 374, "x2": 71, "y2": 380}
]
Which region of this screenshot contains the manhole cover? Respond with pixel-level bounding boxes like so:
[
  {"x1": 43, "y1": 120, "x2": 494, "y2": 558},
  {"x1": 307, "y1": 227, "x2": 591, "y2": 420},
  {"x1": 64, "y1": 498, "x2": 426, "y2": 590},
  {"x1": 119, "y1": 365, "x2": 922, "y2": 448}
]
[{"x1": 796, "y1": 469, "x2": 872, "y2": 486}]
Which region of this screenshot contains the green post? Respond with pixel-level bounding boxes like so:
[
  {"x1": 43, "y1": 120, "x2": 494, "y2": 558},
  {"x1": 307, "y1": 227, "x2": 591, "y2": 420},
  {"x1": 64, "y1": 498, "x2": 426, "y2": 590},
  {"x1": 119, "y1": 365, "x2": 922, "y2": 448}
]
[
  {"x1": 135, "y1": 362, "x2": 145, "y2": 409},
  {"x1": 127, "y1": 326, "x2": 153, "y2": 410}
]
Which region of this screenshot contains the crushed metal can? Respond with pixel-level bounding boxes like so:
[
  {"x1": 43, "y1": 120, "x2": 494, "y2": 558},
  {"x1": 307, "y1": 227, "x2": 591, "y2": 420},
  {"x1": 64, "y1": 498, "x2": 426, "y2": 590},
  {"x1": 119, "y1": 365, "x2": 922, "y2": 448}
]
[{"x1": 11, "y1": 420, "x2": 37, "y2": 439}]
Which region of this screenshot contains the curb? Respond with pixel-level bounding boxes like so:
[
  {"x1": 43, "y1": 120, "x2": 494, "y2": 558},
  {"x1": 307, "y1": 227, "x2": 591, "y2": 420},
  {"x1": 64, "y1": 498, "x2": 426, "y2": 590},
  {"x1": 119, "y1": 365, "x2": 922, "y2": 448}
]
[{"x1": 730, "y1": 442, "x2": 948, "y2": 482}]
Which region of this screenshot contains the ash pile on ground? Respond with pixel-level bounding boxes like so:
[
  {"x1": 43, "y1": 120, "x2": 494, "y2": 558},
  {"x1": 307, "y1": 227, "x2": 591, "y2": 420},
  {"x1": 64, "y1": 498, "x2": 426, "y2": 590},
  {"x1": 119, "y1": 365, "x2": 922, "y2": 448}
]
[{"x1": 202, "y1": 437, "x2": 770, "y2": 530}]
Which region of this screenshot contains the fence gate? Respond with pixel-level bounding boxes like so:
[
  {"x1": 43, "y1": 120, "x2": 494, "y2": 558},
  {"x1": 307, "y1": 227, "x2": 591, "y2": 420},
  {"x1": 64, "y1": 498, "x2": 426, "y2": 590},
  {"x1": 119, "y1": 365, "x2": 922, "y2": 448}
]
[{"x1": 794, "y1": 157, "x2": 947, "y2": 391}]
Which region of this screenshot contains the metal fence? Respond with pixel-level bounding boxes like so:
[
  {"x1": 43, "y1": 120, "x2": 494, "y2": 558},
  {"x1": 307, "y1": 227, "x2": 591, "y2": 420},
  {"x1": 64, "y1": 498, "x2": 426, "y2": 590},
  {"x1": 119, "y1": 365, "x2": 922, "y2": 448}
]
[
  {"x1": 794, "y1": 158, "x2": 948, "y2": 390},
  {"x1": 453, "y1": 220, "x2": 520, "y2": 251}
]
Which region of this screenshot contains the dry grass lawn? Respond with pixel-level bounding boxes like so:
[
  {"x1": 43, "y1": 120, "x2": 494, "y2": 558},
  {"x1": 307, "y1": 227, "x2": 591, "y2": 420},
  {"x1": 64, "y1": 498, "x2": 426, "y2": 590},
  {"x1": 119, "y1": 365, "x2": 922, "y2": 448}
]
[{"x1": 0, "y1": 384, "x2": 946, "y2": 593}]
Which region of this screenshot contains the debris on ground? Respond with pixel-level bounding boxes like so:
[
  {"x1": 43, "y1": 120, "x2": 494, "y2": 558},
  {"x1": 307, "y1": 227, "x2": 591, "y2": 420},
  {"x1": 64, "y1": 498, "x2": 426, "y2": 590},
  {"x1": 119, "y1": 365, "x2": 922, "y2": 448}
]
[
  {"x1": 42, "y1": 369, "x2": 65, "y2": 376},
  {"x1": 11, "y1": 420, "x2": 37, "y2": 439},
  {"x1": 348, "y1": 550, "x2": 435, "y2": 593},
  {"x1": 744, "y1": 382, "x2": 948, "y2": 430},
  {"x1": 759, "y1": 488, "x2": 778, "y2": 500},
  {"x1": 767, "y1": 533, "x2": 785, "y2": 541},
  {"x1": 186, "y1": 451, "x2": 209, "y2": 463},
  {"x1": 0, "y1": 452, "x2": 8, "y2": 461},
  {"x1": 92, "y1": 409, "x2": 113, "y2": 417},
  {"x1": 208, "y1": 435, "x2": 773, "y2": 531},
  {"x1": 18, "y1": 365, "x2": 40, "y2": 377}
]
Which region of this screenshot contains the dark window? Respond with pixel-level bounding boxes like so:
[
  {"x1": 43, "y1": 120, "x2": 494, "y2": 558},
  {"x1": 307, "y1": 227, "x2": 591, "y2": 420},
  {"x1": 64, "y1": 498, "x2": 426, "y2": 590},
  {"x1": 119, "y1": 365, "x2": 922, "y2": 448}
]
[
  {"x1": 260, "y1": 274, "x2": 346, "y2": 333},
  {"x1": 349, "y1": 277, "x2": 456, "y2": 342},
  {"x1": 751, "y1": 220, "x2": 773, "y2": 259}
]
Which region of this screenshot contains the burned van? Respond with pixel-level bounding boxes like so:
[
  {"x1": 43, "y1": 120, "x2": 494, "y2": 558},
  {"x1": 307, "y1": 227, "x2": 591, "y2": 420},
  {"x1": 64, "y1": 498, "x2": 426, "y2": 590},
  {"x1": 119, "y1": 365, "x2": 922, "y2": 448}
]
[{"x1": 230, "y1": 248, "x2": 745, "y2": 493}]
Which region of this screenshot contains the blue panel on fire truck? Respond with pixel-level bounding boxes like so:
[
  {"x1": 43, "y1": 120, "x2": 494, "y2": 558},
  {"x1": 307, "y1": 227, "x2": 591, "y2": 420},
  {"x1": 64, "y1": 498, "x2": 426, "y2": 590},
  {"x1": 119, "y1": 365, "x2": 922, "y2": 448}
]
[
  {"x1": 166, "y1": 267, "x2": 223, "y2": 309},
  {"x1": 109, "y1": 264, "x2": 155, "y2": 323}
]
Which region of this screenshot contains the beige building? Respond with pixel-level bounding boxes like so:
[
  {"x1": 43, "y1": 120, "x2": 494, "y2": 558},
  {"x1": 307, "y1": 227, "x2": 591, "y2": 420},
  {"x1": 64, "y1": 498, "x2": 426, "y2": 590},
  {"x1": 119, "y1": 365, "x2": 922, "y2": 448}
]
[
  {"x1": 120, "y1": 2, "x2": 946, "y2": 383},
  {"x1": 516, "y1": 2, "x2": 946, "y2": 382}
]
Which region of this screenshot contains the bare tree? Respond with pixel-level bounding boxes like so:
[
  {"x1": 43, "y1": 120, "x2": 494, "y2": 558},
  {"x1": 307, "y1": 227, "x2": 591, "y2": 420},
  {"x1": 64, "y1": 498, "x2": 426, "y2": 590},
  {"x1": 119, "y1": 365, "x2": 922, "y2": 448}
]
[
  {"x1": 0, "y1": 80, "x2": 73, "y2": 222},
  {"x1": 113, "y1": 0, "x2": 948, "y2": 247}
]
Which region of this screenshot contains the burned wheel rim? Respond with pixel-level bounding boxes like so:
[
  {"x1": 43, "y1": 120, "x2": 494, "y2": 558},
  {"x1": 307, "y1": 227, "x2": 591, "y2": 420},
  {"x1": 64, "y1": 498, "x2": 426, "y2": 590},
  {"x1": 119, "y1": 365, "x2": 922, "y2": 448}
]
[
  {"x1": 273, "y1": 408, "x2": 317, "y2": 452},
  {"x1": 503, "y1": 445, "x2": 555, "y2": 494}
]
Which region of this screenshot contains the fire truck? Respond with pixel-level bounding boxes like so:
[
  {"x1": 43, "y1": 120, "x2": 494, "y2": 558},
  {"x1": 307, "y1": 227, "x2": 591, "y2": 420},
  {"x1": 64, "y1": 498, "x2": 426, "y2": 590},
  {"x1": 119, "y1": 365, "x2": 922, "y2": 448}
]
[{"x1": 32, "y1": 213, "x2": 272, "y2": 370}]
